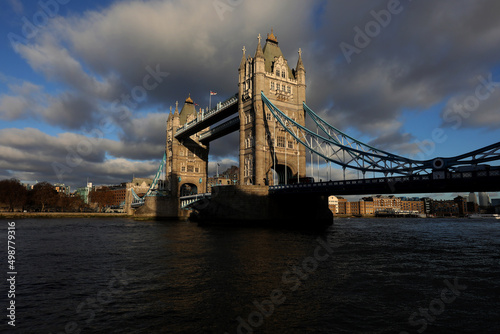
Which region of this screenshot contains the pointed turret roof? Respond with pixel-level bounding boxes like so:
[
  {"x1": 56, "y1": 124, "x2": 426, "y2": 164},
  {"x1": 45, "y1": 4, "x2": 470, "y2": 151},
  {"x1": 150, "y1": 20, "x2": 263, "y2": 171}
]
[
  {"x1": 239, "y1": 46, "x2": 246, "y2": 70},
  {"x1": 179, "y1": 94, "x2": 196, "y2": 125},
  {"x1": 261, "y1": 29, "x2": 294, "y2": 78},
  {"x1": 167, "y1": 106, "x2": 172, "y2": 122},
  {"x1": 255, "y1": 33, "x2": 264, "y2": 59},
  {"x1": 174, "y1": 101, "x2": 179, "y2": 116},
  {"x1": 296, "y1": 48, "x2": 305, "y2": 72}
]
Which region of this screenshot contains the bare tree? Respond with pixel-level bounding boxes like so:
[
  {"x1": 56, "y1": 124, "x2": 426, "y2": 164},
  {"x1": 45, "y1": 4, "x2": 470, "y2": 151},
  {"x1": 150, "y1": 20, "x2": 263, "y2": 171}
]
[
  {"x1": 31, "y1": 182, "x2": 58, "y2": 212},
  {"x1": 0, "y1": 179, "x2": 28, "y2": 212}
]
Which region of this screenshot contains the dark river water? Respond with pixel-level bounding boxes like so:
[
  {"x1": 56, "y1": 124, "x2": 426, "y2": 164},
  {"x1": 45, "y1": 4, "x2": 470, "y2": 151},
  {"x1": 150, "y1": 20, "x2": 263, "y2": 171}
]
[{"x1": 2, "y1": 217, "x2": 500, "y2": 333}]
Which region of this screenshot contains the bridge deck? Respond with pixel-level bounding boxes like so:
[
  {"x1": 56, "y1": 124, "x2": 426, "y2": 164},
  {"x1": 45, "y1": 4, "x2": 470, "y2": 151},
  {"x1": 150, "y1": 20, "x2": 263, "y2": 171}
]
[
  {"x1": 199, "y1": 115, "x2": 240, "y2": 143},
  {"x1": 270, "y1": 170, "x2": 500, "y2": 196},
  {"x1": 175, "y1": 94, "x2": 238, "y2": 139}
]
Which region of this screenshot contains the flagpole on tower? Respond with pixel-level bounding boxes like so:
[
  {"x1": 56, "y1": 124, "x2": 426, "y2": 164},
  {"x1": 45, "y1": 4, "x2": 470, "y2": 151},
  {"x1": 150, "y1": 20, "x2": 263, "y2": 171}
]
[{"x1": 209, "y1": 91, "x2": 217, "y2": 111}]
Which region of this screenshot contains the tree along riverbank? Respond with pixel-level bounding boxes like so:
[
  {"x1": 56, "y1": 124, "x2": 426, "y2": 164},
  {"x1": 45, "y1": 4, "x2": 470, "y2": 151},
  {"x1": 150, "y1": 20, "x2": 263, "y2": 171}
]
[{"x1": 0, "y1": 212, "x2": 130, "y2": 219}]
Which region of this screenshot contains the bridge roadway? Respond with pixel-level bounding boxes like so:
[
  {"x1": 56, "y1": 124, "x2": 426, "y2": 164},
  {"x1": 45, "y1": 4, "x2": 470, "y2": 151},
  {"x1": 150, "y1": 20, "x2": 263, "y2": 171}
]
[
  {"x1": 269, "y1": 169, "x2": 500, "y2": 196},
  {"x1": 174, "y1": 94, "x2": 238, "y2": 140}
]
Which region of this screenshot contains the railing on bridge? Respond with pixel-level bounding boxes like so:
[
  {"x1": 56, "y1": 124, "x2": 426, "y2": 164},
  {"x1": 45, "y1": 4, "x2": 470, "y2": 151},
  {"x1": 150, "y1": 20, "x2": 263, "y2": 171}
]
[
  {"x1": 269, "y1": 168, "x2": 500, "y2": 195},
  {"x1": 199, "y1": 115, "x2": 240, "y2": 142},
  {"x1": 175, "y1": 94, "x2": 238, "y2": 138},
  {"x1": 180, "y1": 193, "x2": 211, "y2": 210},
  {"x1": 130, "y1": 188, "x2": 145, "y2": 208}
]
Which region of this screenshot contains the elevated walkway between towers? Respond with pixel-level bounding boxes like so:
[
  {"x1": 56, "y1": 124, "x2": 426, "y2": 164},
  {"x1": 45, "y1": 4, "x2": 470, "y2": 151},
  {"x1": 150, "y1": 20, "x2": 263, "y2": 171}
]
[{"x1": 174, "y1": 94, "x2": 238, "y2": 140}]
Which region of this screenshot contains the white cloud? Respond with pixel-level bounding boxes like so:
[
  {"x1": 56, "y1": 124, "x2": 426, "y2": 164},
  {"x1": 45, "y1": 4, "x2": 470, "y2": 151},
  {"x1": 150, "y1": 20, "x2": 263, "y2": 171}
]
[{"x1": 2, "y1": 0, "x2": 500, "y2": 188}]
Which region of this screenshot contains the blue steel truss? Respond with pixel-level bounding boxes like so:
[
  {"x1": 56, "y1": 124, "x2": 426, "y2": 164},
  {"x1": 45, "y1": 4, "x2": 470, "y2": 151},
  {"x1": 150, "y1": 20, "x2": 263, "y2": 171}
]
[
  {"x1": 261, "y1": 92, "x2": 500, "y2": 175},
  {"x1": 130, "y1": 151, "x2": 167, "y2": 208}
]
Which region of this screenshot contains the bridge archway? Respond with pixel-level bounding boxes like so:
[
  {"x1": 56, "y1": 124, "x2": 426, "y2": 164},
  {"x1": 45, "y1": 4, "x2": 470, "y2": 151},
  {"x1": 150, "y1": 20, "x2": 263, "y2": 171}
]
[
  {"x1": 180, "y1": 183, "x2": 198, "y2": 197},
  {"x1": 268, "y1": 163, "x2": 296, "y2": 185}
]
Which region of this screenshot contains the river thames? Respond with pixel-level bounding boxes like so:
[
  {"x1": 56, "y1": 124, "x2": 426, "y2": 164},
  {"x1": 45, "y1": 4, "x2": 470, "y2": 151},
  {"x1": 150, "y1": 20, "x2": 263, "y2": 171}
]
[{"x1": 2, "y1": 217, "x2": 500, "y2": 333}]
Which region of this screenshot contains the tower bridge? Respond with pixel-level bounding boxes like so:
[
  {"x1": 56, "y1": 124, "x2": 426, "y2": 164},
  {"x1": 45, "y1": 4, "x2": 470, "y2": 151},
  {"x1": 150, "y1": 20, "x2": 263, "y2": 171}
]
[{"x1": 127, "y1": 30, "x2": 500, "y2": 226}]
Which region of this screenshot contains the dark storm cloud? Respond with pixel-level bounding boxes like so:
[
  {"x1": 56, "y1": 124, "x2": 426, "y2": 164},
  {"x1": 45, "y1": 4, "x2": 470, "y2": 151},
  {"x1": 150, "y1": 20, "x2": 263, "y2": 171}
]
[{"x1": 2, "y1": 0, "x2": 500, "y2": 187}]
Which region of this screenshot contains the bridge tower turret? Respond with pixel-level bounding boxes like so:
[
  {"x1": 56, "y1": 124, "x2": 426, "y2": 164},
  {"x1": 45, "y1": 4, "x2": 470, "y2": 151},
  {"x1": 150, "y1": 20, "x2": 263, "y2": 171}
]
[{"x1": 238, "y1": 29, "x2": 307, "y2": 185}]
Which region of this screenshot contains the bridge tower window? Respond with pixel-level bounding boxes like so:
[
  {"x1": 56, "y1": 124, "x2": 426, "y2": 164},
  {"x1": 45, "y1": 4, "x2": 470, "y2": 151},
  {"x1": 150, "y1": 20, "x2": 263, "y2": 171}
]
[
  {"x1": 277, "y1": 136, "x2": 285, "y2": 148},
  {"x1": 276, "y1": 69, "x2": 280, "y2": 77},
  {"x1": 271, "y1": 82, "x2": 275, "y2": 90},
  {"x1": 282, "y1": 70, "x2": 285, "y2": 78},
  {"x1": 266, "y1": 113, "x2": 272, "y2": 121}
]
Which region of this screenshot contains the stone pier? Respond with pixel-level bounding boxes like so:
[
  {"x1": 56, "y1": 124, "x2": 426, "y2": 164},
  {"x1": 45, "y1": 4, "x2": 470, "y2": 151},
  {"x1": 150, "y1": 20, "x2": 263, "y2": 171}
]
[{"x1": 191, "y1": 185, "x2": 333, "y2": 228}]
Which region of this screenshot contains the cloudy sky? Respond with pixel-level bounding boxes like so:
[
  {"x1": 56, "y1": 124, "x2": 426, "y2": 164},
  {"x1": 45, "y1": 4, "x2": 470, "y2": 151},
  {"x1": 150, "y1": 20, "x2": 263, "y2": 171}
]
[{"x1": 1, "y1": 0, "x2": 500, "y2": 197}]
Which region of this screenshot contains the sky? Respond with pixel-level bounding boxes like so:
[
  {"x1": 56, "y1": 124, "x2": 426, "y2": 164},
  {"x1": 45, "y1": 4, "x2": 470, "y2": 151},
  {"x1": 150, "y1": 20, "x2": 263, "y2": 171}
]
[{"x1": 0, "y1": 0, "x2": 499, "y2": 199}]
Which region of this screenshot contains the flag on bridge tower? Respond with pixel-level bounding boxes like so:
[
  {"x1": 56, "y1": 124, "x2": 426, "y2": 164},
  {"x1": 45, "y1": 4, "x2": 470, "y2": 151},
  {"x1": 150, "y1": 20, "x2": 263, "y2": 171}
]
[{"x1": 209, "y1": 91, "x2": 217, "y2": 110}]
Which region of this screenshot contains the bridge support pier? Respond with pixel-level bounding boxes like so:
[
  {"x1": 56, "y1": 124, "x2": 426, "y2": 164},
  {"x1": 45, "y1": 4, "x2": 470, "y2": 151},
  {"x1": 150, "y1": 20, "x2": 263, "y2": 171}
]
[
  {"x1": 131, "y1": 196, "x2": 190, "y2": 220},
  {"x1": 191, "y1": 185, "x2": 333, "y2": 228}
]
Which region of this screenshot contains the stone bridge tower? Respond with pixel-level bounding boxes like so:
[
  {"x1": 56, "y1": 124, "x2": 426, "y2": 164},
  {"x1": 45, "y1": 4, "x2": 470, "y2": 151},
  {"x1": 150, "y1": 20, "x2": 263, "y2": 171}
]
[
  {"x1": 238, "y1": 30, "x2": 307, "y2": 185},
  {"x1": 165, "y1": 96, "x2": 209, "y2": 199}
]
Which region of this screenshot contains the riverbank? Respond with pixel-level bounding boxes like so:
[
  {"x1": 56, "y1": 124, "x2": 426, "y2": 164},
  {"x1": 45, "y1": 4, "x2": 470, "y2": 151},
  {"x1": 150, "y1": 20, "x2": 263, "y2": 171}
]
[{"x1": 0, "y1": 212, "x2": 130, "y2": 219}]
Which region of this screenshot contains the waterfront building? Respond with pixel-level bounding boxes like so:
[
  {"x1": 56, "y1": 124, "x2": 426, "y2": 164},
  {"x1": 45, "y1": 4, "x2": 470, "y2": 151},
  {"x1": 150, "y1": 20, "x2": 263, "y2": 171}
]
[
  {"x1": 337, "y1": 197, "x2": 349, "y2": 215},
  {"x1": 400, "y1": 199, "x2": 425, "y2": 214},
  {"x1": 431, "y1": 200, "x2": 460, "y2": 217},
  {"x1": 422, "y1": 197, "x2": 432, "y2": 215},
  {"x1": 453, "y1": 196, "x2": 468, "y2": 216},
  {"x1": 328, "y1": 195, "x2": 339, "y2": 214},
  {"x1": 467, "y1": 201, "x2": 479, "y2": 214},
  {"x1": 369, "y1": 195, "x2": 401, "y2": 212}
]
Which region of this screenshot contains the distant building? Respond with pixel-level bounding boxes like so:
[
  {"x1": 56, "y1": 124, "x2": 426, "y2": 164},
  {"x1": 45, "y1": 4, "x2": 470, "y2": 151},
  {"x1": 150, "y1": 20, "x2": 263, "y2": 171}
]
[
  {"x1": 54, "y1": 183, "x2": 70, "y2": 195},
  {"x1": 422, "y1": 197, "x2": 432, "y2": 215},
  {"x1": 75, "y1": 182, "x2": 92, "y2": 204},
  {"x1": 478, "y1": 192, "x2": 491, "y2": 207},
  {"x1": 337, "y1": 197, "x2": 348, "y2": 215},
  {"x1": 328, "y1": 195, "x2": 339, "y2": 214},
  {"x1": 89, "y1": 182, "x2": 127, "y2": 208},
  {"x1": 21, "y1": 181, "x2": 38, "y2": 190},
  {"x1": 466, "y1": 201, "x2": 479, "y2": 214},
  {"x1": 432, "y1": 200, "x2": 459, "y2": 217},
  {"x1": 369, "y1": 195, "x2": 401, "y2": 212},
  {"x1": 453, "y1": 196, "x2": 468, "y2": 216},
  {"x1": 207, "y1": 166, "x2": 239, "y2": 192},
  {"x1": 400, "y1": 199, "x2": 425, "y2": 214},
  {"x1": 468, "y1": 192, "x2": 478, "y2": 204}
]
